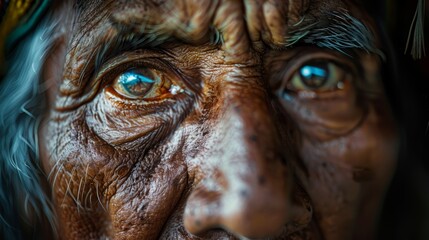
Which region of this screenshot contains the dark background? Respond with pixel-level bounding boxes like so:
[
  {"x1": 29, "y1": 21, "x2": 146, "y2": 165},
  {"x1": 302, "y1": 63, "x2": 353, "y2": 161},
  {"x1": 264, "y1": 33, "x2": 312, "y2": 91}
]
[{"x1": 363, "y1": 0, "x2": 429, "y2": 239}]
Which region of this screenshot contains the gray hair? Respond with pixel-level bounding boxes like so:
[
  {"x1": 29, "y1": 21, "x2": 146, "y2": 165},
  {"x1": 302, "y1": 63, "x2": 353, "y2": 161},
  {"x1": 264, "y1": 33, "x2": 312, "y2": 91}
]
[{"x1": 0, "y1": 13, "x2": 59, "y2": 239}]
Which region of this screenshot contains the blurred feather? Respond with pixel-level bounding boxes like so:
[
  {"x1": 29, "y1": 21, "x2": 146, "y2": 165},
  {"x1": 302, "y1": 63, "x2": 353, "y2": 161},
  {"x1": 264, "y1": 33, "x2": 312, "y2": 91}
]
[{"x1": 405, "y1": 0, "x2": 426, "y2": 59}]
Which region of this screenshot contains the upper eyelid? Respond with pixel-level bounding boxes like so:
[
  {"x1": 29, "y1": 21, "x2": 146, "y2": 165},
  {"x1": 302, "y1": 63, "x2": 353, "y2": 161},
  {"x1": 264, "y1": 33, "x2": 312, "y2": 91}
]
[
  {"x1": 87, "y1": 51, "x2": 175, "y2": 95},
  {"x1": 94, "y1": 50, "x2": 168, "y2": 80},
  {"x1": 92, "y1": 50, "x2": 202, "y2": 99},
  {"x1": 93, "y1": 44, "x2": 208, "y2": 82},
  {"x1": 266, "y1": 49, "x2": 362, "y2": 94}
]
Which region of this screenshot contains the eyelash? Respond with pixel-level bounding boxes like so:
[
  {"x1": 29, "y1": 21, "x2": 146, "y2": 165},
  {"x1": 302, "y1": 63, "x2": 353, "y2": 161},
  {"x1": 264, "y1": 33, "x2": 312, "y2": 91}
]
[
  {"x1": 97, "y1": 58, "x2": 171, "y2": 86},
  {"x1": 89, "y1": 62, "x2": 198, "y2": 118},
  {"x1": 269, "y1": 50, "x2": 358, "y2": 91}
]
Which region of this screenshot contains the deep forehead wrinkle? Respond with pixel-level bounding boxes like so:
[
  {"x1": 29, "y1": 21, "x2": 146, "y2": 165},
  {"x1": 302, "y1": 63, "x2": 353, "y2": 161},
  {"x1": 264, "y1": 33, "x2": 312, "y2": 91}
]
[
  {"x1": 69, "y1": 0, "x2": 376, "y2": 51},
  {"x1": 62, "y1": 0, "x2": 377, "y2": 95},
  {"x1": 70, "y1": 0, "x2": 316, "y2": 50},
  {"x1": 70, "y1": 0, "x2": 378, "y2": 54},
  {"x1": 71, "y1": 0, "x2": 374, "y2": 44}
]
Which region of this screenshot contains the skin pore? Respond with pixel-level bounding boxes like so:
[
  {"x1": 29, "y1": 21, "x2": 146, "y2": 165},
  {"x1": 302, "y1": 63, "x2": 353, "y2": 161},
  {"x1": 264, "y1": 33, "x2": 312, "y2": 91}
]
[{"x1": 39, "y1": 0, "x2": 399, "y2": 239}]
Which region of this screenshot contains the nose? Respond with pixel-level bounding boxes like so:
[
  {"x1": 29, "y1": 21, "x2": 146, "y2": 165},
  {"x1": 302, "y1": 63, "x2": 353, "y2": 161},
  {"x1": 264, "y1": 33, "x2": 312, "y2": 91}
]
[{"x1": 183, "y1": 87, "x2": 307, "y2": 239}]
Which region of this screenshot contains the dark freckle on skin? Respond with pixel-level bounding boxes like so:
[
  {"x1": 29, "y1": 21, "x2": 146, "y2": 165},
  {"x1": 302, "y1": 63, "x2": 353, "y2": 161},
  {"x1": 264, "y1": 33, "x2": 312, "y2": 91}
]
[
  {"x1": 258, "y1": 176, "x2": 266, "y2": 185},
  {"x1": 234, "y1": 106, "x2": 241, "y2": 113},
  {"x1": 195, "y1": 220, "x2": 201, "y2": 226},
  {"x1": 249, "y1": 134, "x2": 258, "y2": 142},
  {"x1": 322, "y1": 162, "x2": 327, "y2": 168}
]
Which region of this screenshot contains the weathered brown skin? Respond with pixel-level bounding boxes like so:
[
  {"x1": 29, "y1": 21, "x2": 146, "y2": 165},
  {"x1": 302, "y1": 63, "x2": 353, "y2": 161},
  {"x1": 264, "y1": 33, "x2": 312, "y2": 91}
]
[{"x1": 39, "y1": 0, "x2": 398, "y2": 239}]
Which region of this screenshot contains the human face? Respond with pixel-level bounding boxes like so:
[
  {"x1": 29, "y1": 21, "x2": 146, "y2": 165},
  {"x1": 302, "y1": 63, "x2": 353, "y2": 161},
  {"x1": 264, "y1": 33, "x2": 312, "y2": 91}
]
[{"x1": 39, "y1": 0, "x2": 399, "y2": 239}]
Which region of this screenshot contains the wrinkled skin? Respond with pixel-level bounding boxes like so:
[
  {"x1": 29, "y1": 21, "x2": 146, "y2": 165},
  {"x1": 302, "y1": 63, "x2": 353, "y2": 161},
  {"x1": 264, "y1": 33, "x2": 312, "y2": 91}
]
[{"x1": 39, "y1": 0, "x2": 399, "y2": 239}]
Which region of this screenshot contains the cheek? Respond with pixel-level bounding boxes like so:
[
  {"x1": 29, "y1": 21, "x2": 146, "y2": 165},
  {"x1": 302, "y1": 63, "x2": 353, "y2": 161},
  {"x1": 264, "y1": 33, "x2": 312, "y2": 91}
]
[
  {"x1": 107, "y1": 153, "x2": 188, "y2": 239},
  {"x1": 295, "y1": 97, "x2": 399, "y2": 236},
  {"x1": 300, "y1": 120, "x2": 398, "y2": 190},
  {"x1": 39, "y1": 112, "x2": 119, "y2": 234},
  {"x1": 39, "y1": 110, "x2": 190, "y2": 239}
]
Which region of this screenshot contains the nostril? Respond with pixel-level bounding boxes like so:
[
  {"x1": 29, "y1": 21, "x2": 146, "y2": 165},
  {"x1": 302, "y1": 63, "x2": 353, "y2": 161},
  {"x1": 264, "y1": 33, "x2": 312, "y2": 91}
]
[
  {"x1": 183, "y1": 183, "x2": 224, "y2": 236},
  {"x1": 184, "y1": 200, "x2": 223, "y2": 235}
]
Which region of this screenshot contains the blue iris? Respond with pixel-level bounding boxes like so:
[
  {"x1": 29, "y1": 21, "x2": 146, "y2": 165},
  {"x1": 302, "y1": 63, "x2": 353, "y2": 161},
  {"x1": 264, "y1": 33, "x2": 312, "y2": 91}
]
[
  {"x1": 299, "y1": 64, "x2": 329, "y2": 88},
  {"x1": 118, "y1": 71, "x2": 155, "y2": 94},
  {"x1": 300, "y1": 65, "x2": 327, "y2": 79}
]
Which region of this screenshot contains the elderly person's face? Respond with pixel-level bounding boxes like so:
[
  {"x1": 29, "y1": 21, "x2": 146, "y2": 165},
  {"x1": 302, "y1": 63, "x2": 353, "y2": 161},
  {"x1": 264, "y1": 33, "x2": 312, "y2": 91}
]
[{"x1": 39, "y1": 0, "x2": 398, "y2": 239}]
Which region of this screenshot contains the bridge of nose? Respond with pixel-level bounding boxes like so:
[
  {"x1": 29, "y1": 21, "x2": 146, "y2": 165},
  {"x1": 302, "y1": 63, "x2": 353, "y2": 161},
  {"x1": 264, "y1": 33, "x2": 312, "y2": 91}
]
[{"x1": 183, "y1": 81, "x2": 297, "y2": 238}]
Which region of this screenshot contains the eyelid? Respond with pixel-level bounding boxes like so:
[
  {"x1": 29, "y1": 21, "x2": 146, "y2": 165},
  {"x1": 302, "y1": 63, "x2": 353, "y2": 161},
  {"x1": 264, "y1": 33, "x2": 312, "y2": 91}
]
[
  {"x1": 94, "y1": 50, "x2": 169, "y2": 85},
  {"x1": 273, "y1": 51, "x2": 357, "y2": 95},
  {"x1": 93, "y1": 49, "x2": 202, "y2": 96}
]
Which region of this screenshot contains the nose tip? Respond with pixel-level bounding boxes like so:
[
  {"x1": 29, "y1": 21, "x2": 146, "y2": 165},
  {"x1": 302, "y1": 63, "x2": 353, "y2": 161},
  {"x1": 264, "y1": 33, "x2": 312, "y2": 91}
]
[{"x1": 183, "y1": 172, "x2": 292, "y2": 239}]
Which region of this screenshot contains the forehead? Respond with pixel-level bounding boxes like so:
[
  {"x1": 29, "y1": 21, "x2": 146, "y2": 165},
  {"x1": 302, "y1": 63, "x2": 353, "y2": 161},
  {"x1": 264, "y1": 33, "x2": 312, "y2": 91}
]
[
  {"x1": 75, "y1": 0, "x2": 351, "y2": 19},
  {"x1": 70, "y1": 0, "x2": 367, "y2": 47},
  {"x1": 60, "y1": 0, "x2": 377, "y2": 95}
]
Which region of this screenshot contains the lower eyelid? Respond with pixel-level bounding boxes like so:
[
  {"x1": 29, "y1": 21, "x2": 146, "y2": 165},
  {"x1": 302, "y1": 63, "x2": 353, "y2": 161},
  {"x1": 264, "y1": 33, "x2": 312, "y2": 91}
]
[
  {"x1": 104, "y1": 85, "x2": 188, "y2": 111},
  {"x1": 86, "y1": 86, "x2": 195, "y2": 149},
  {"x1": 111, "y1": 67, "x2": 184, "y2": 100}
]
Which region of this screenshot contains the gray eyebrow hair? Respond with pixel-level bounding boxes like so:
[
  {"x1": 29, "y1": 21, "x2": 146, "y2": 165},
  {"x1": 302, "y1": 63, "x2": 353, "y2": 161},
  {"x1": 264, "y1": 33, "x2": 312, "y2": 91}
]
[
  {"x1": 286, "y1": 10, "x2": 385, "y2": 59},
  {"x1": 91, "y1": 24, "x2": 178, "y2": 80},
  {"x1": 92, "y1": 19, "x2": 222, "y2": 77}
]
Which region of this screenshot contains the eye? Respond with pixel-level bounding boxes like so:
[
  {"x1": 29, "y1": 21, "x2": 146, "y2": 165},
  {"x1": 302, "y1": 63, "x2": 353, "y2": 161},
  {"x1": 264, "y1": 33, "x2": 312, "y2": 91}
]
[
  {"x1": 287, "y1": 61, "x2": 346, "y2": 92},
  {"x1": 115, "y1": 69, "x2": 155, "y2": 97},
  {"x1": 112, "y1": 68, "x2": 183, "y2": 99}
]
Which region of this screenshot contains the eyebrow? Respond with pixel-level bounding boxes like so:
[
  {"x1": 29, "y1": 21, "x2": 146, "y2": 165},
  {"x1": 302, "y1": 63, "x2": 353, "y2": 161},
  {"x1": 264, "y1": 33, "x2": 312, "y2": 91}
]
[
  {"x1": 91, "y1": 16, "x2": 225, "y2": 77},
  {"x1": 70, "y1": 23, "x2": 173, "y2": 94},
  {"x1": 90, "y1": 23, "x2": 178, "y2": 79},
  {"x1": 84, "y1": 8, "x2": 382, "y2": 89},
  {"x1": 76, "y1": 17, "x2": 216, "y2": 96},
  {"x1": 286, "y1": 10, "x2": 384, "y2": 59}
]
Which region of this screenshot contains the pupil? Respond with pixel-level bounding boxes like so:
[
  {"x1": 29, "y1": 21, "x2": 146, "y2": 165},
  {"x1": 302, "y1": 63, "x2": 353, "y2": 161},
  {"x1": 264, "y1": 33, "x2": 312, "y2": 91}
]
[
  {"x1": 299, "y1": 63, "x2": 329, "y2": 89},
  {"x1": 118, "y1": 70, "x2": 155, "y2": 96}
]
